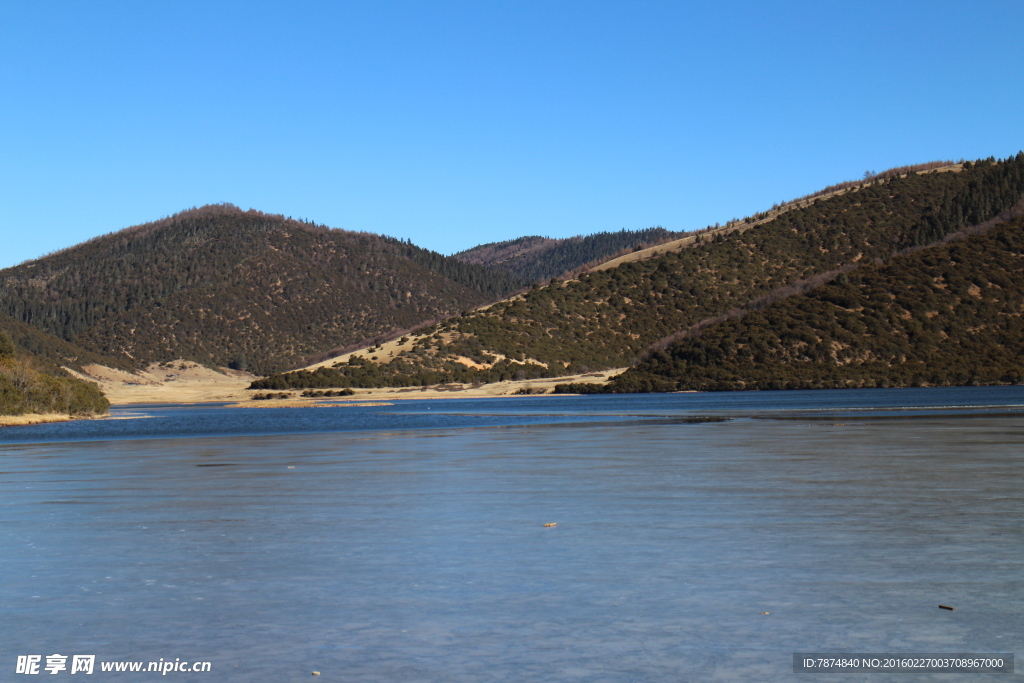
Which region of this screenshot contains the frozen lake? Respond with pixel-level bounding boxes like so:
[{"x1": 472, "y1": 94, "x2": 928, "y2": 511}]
[{"x1": 2, "y1": 388, "x2": 1022, "y2": 680}]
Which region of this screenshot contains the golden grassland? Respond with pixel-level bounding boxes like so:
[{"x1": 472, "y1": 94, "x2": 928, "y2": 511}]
[
  {"x1": 0, "y1": 413, "x2": 74, "y2": 426},
  {"x1": 69, "y1": 360, "x2": 624, "y2": 407}
]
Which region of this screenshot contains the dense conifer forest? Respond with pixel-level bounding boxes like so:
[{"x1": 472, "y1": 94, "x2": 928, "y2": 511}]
[
  {"x1": 0, "y1": 205, "x2": 525, "y2": 375},
  {"x1": 253, "y1": 154, "x2": 1024, "y2": 390},
  {"x1": 600, "y1": 214, "x2": 1024, "y2": 392},
  {"x1": 0, "y1": 331, "x2": 109, "y2": 416}
]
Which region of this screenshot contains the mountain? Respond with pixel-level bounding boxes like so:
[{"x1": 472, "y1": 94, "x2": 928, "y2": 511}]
[
  {"x1": 601, "y1": 211, "x2": 1024, "y2": 392},
  {"x1": 453, "y1": 227, "x2": 685, "y2": 283},
  {"x1": 250, "y1": 154, "x2": 1024, "y2": 390},
  {"x1": 0, "y1": 330, "x2": 109, "y2": 416},
  {"x1": 0, "y1": 204, "x2": 525, "y2": 375}
]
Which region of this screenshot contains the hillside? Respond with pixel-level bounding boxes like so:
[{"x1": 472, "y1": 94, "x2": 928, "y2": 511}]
[
  {"x1": 602, "y1": 212, "x2": 1024, "y2": 392},
  {"x1": 0, "y1": 311, "x2": 133, "y2": 375},
  {"x1": 0, "y1": 205, "x2": 524, "y2": 375},
  {"x1": 251, "y1": 154, "x2": 1024, "y2": 390},
  {"x1": 453, "y1": 227, "x2": 685, "y2": 283},
  {"x1": 0, "y1": 331, "x2": 109, "y2": 417}
]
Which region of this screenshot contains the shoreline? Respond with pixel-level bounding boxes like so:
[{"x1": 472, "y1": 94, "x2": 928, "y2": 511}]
[
  {"x1": 69, "y1": 361, "x2": 626, "y2": 407},
  {"x1": 121, "y1": 384, "x2": 610, "y2": 408},
  {"x1": 0, "y1": 413, "x2": 75, "y2": 427}
]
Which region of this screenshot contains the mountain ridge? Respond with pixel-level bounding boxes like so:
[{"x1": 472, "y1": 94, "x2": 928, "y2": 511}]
[
  {"x1": 453, "y1": 227, "x2": 685, "y2": 283},
  {"x1": 0, "y1": 204, "x2": 525, "y2": 375},
  {"x1": 8, "y1": 156, "x2": 1021, "y2": 396},
  {"x1": 250, "y1": 154, "x2": 1024, "y2": 390}
]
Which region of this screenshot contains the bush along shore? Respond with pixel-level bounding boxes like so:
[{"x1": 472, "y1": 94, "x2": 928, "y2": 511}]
[{"x1": 0, "y1": 331, "x2": 109, "y2": 418}]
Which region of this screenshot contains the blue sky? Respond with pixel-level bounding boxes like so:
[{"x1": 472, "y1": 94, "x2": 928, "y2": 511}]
[{"x1": 2, "y1": 0, "x2": 1022, "y2": 268}]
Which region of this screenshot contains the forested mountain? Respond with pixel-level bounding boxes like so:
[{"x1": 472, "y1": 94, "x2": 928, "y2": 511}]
[
  {"x1": 0, "y1": 331, "x2": 109, "y2": 416},
  {"x1": 252, "y1": 154, "x2": 1024, "y2": 390},
  {"x1": 0, "y1": 312, "x2": 131, "y2": 375},
  {"x1": 602, "y1": 212, "x2": 1024, "y2": 392},
  {"x1": 454, "y1": 227, "x2": 685, "y2": 283},
  {"x1": 0, "y1": 205, "x2": 525, "y2": 375}
]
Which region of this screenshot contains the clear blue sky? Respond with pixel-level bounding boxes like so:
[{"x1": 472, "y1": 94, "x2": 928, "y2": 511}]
[{"x1": 2, "y1": 0, "x2": 1022, "y2": 268}]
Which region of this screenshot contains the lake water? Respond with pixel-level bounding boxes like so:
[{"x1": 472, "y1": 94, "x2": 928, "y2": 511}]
[{"x1": 2, "y1": 388, "x2": 1022, "y2": 681}]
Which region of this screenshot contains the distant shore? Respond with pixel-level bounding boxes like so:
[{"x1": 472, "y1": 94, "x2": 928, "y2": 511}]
[{"x1": 61, "y1": 360, "x2": 625, "y2": 408}]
